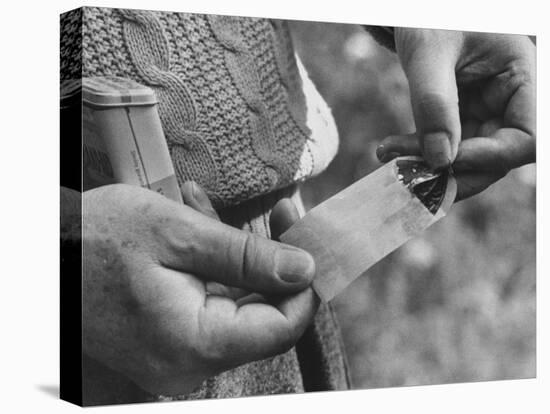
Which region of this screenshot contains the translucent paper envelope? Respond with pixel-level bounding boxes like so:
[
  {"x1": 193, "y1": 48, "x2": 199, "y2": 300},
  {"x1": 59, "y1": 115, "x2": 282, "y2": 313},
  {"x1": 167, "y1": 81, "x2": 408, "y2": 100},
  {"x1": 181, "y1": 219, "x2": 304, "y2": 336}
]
[{"x1": 281, "y1": 156, "x2": 457, "y2": 302}]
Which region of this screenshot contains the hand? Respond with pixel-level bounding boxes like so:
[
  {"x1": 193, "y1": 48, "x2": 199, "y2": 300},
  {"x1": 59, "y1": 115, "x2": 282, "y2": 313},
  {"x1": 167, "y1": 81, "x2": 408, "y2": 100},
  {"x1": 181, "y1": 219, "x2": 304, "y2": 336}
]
[
  {"x1": 83, "y1": 183, "x2": 317, "y2": 396},
  {"x1": 376, "y1": 29, "x2": 535, "y2": 200}
]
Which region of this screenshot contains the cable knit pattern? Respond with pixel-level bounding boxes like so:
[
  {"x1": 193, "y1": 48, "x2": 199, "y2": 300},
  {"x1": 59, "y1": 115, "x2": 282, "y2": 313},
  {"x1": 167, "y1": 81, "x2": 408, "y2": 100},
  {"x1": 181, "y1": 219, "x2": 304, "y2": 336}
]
[
  {"x1": 207, "y1": 14, "x2": 286, "y2": 188},
  {"x1": 60, "y1": 9, "x2": 82, "y2": 80},
  {"x1": 118, "y1": 9, "x2": 222, "y2": 204},
  {"x1": 60, "y1": 7, "x2": 329, "y2": 208},
  {"x1": 237, "y1": 17, "x2": 315, "y2": 182},
  {"x1": 269, "y1": 19, "x2": 315, "y2": 179},
  {"x1": 270, "y1": 20, "x2": 309, "y2": 135}
]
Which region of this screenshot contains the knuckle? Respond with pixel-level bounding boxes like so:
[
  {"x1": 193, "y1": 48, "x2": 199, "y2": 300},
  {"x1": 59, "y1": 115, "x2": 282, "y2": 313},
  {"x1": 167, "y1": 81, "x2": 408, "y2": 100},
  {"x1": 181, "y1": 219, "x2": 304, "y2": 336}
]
[
  {"x1": 196, "y1": 336, "x2": 237, "y2": 373},
  {"x1": 414, "y1": 95, "x2": 459, "y2": 137},
  {"x1": 236, "y1": 232, "x2": 269, "y2": 287},
  {"x1": 240, "y1": 233, "x2": 254, "y2": 283},
  {"x1": 195, "y1": 332, "x2": 226, "y2": 364},
  {"x1": 150, "y1": 209, "x2": 199, "y2": 264},
  {"x1": 508, "y1": 61, "x2": 533, "y2": 85},
  {"x1": 395, "y1": 29, "x2": 431, "y2": 63},
  {"x1": 494, "y1": 148, "x2": 513, "y2": 176},
  {"x1": 193, "y1": 310, "x2": 233, "y2": 367},
  {"x1": 500, "y1": 61, "x2": 534, "y2": 97},
  {"x1": 224, "y1": 230, "x2": 249, "y2": 286},
  {"x1": 417, "y1": 91, "x2": 448, "y2": 109},
  {"x1": 162, "y1": 226, "x2": 199, "y2": 262}
]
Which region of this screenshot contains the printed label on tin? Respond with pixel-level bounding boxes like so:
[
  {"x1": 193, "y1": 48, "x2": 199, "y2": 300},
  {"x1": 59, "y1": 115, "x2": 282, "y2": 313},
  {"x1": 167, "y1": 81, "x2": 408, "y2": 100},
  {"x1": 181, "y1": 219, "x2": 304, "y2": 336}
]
[{"x1": 81, "y1": 77, "x2": 183, "y2": 204}]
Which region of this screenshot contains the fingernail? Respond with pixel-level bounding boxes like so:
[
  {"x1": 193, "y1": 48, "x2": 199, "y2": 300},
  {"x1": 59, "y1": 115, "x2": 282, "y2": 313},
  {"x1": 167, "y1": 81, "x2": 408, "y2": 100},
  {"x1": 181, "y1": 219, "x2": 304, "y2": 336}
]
[
  {"x1": 423, "y1": 132, "x2": 452, "y2": 170},
  {"x1": 275, "y1": 246, "x2": 315, "y2": 284},
  {"x1": 180, "y1": 181, "x2": 195, "y2": 200},
  {"x1": 190, "y1": 181, "x2": 200, "y2": 198},
  {"x1": 376, "y1": 144, "x2": 386, "y2": 161},
  {"x1": 191, "y1": 181, "x2": 209, "y2": 203}
]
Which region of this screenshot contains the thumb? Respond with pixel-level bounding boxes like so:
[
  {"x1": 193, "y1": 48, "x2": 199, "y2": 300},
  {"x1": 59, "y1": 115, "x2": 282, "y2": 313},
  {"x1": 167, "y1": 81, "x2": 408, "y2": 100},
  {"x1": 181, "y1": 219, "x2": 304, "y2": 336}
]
[
  {"x1": 158, "y1": 206, "x2": 315, "y2": 295},
  {"x1": 396, "y1": 29, "x2": 462, "y2": 170}
]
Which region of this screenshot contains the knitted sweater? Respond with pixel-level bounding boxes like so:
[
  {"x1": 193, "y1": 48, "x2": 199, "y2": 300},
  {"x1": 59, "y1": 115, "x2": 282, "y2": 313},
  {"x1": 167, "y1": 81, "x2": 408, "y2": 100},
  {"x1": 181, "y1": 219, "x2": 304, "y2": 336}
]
[
  {"x1": 61, "y1": 6, "x2": 348, "y2": 405},
  {"x1": 61, "y1": 7, "x2": 338, "y2": 209}
]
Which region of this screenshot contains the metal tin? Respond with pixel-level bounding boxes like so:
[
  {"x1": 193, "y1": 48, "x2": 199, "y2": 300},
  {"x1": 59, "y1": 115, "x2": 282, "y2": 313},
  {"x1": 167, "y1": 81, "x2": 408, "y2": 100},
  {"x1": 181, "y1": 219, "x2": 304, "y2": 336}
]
[{"x1": 81, "y1": 76, "x2": 182, "y2": 204}]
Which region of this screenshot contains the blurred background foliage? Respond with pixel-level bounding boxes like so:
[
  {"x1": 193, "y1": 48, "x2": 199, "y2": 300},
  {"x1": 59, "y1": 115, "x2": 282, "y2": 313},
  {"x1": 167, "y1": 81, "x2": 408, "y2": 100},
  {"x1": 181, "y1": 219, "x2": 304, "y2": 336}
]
[{"x1": 289, "y1": 21, "x2": 535, "y2": 389}]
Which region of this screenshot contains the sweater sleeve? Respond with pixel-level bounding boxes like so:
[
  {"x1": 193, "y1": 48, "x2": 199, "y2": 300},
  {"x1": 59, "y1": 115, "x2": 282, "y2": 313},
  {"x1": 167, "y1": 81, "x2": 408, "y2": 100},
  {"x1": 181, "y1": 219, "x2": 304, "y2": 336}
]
[
  {"x1": 362, "y1": 26, "x2": 396, "y2": 52},
  {"x1": 61, "y1": 186, "x2": 82, "y2": 246}
]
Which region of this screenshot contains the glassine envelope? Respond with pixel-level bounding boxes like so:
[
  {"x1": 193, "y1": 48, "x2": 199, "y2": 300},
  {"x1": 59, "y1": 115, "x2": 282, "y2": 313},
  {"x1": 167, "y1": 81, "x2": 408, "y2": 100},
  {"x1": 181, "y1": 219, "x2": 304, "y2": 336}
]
[{"x1": 281, "y1": 156, "x2": 457, "y2": 302}]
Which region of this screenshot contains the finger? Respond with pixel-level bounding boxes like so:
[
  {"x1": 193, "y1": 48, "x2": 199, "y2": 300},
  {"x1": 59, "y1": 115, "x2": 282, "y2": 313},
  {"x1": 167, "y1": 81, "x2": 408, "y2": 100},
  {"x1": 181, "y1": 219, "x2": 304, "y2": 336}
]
[
  {"x1": 182, "y1": 182, "x2": 247, "y2": 300},
  {"x1": 461, "y1": 117, "x2": 502, "y2": 141},
  {"x1": 373, "y1": 130, "x2": 507, "y2": 200},
  {"x1": 181, "y1": 181, "x2": 220, "y2": 221},
  {"x1": 461, "y1": 119, "x2": 481, "y2": 140},
  {"x1": 477, "y1": 118, "x2": 503, "y2": 138},
  {"x1": 269, "y1": 198, "x2": 301, "y2": 241},
  {"x1": 482, "y1": 57, "x2": 535, "y2": 138},
  {"x1": 501, "y1": 73, "x2": 535, "y2": 138},
  {"x1": 235, "y1": 293, "x2": 268, "y2": 306},
  {"x1": 205, "y1": 281, "x2": 248, "y2": 300},
  {"x1": 453, "y1": 128, "x2": 535, "y2": 175},
  {"x1": 198, "y1": 286, "x2": 319, "y2": 365},
  {"x1": 455, "y1": 171, "x2": 503, "y2": 201},
  {"x1": 376, "y1": 117, "x2": 503, "y2": 161},
  {"x1": 158, "y1": 208, "x2": 315, "y2": 295},
  {"x1": 376, "y1": 133, "x2": 421, "y2": 162},
  {"x1": 397, "y1": 30, "x2": 462, "y2": 170},
  {"x1": 449, "y1": 126, "x2": 535, "y2": 201}
]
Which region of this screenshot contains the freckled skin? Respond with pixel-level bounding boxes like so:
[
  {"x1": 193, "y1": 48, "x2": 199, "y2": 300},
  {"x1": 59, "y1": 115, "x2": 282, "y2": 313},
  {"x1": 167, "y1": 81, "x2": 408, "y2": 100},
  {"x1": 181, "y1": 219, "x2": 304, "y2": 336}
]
[
  {"x1": 121, "y1": 239, "x2": 139, "y2": 250},
  {"x1": 82, "y1": 183, "x2": 317, "y2": 396},
  {"x1": 83, "y1": 192, "x2": 209, "y2": 393}
]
